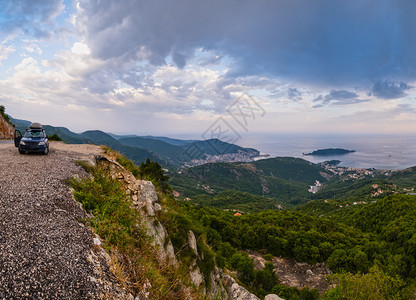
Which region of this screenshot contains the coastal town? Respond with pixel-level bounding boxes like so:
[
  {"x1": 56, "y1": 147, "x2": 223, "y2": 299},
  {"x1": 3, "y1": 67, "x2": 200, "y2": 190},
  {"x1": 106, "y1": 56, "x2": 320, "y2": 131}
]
[
  {"x1": 319, "y1": 161, "x2": 397, "y2": 179},
  {"x1": 183, "y1": 150, "x2": 268, "y2": 167}
]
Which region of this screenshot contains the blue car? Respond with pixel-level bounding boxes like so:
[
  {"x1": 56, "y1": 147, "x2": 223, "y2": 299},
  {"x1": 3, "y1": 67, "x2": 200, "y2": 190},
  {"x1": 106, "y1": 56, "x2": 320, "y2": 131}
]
[{"x1": 14, "y1": 122, "x2": 49, "y2": 155}]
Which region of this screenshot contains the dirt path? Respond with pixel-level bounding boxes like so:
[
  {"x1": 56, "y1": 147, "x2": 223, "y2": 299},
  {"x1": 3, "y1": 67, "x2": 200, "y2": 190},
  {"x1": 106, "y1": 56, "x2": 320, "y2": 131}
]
[{"x1": 0, "y1": 142, "x2": 107, "y2": 298}]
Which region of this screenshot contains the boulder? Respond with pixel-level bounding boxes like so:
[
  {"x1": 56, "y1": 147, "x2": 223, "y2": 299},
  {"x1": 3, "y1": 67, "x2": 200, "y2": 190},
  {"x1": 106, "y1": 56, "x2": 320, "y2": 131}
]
[
  {"x1": 265, "y1": 294, "x2": 285, "y2": 300},
  {"x1": 188, "y1": 231, "x2": 198, "y2": 256},
  {"x1": 223, "y1": 275, "x2": 260, "y2": 300}
]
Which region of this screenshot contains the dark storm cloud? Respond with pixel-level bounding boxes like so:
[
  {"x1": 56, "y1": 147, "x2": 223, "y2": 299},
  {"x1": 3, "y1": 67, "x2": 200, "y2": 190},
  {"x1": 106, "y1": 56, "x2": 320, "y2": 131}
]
[
  {"x1": 0, "y1": 0, "x2": 64, "y2": 39},
  {"x1": 313, "y1": 89, "x2": 368, "y2": 107},
  {"x1": 370, "y1": 80, "x2": 411, "y2": 99},
  {"x1": 76, "y1": 0, "x2": 416, "y2": 88}
]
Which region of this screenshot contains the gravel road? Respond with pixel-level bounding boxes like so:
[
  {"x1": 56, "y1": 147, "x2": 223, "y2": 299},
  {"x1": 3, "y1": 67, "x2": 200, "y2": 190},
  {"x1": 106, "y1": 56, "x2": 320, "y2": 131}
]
[{"x1": 0, "y1": 141, "x2": 106, "y2": 299}]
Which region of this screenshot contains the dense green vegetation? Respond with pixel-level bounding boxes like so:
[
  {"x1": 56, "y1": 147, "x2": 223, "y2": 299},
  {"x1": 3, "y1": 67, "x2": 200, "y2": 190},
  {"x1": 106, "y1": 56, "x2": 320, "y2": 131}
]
[
  {"x1": 193, "y1": 190, "x2": 282, "y2": 213},
  {"x1": 48, "y1": 133, "x2": 63, "y2": 141},
  {"x1": 322, "y1": 266, "x2": 408, "y2": 300},
  {"x1": 176, "y1": 195, "x2": 416, "y2": 298},
  {"x1": 168, "y1": 156, "x2": 416, "y2": 298}
]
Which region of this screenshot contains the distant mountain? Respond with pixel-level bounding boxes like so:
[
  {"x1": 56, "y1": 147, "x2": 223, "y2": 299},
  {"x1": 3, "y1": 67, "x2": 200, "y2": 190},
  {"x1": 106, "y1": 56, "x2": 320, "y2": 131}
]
[
  {"x1": 9, "y1": 117, "x2": 260, "y2": 168},
  {"x1": 80, "y1": 130, "x2": 165, "y2": 166},
  {"x1": 81, "y1": 130, "x2": 120, "y2": 148},
  {"x1": 140, "y1": 135, "x2": 198, "y2": 146},
  {"x1": 8, "y1": 116, "x2": 31, "y2": 132},
  {"x1": 118, "y1": 137, "x2": 260, "y2": 166},
  {"x1": 106, "y1": 133, "x2": 139, "y2": 140},
  {"x1": 182, "y1": 139, "x2": 259, "y2": 156},
  {"x1": 118, "y1": 136, "x2": 187, "y2": 165},
  {"x1": 43, "y1": 126, "x2": 90, "y2": 144}
]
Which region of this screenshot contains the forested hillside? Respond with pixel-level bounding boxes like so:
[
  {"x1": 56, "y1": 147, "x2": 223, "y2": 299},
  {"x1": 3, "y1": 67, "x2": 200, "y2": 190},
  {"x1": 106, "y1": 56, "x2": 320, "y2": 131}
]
[
  {"x1": 172, "y1": 194, "x2": 416, "y2": 299},
  {"x1": 170, "y1": 157, "x2": 331, "y2": 209}
]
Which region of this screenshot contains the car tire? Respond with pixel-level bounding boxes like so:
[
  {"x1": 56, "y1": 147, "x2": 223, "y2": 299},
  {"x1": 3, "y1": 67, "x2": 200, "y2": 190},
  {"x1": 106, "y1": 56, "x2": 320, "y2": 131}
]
[{"x1": 18, "y1": 149, "x2": 25, "y2": 154}]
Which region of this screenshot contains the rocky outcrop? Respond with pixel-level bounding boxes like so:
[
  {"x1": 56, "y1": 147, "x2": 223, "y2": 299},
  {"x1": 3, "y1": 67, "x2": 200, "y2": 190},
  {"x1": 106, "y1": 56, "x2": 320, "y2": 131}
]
[
  {"x1": 223, "y1": 275, "x2": 260, "y2": 300},
  {"x1": 0, "y1": 113, "x2": 14, "y2": 139},
  {"x1": 96, "y1": 156, "x2": 177, "y2": 264},
  {"x1": 187, "y1": 230, "x2": 205, "y2": 288}
]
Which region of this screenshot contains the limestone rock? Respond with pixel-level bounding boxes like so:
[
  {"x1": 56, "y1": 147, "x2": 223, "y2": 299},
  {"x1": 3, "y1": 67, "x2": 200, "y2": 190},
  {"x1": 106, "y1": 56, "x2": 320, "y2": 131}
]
[
  {"x1": 189, "y1": 261, "x2": 204, "y2": 287},
  {"x1": 206, "y1": 266, "x2": 227, "y2": 299},
  {"x1": 145, "y1": 219, "x2": 177, "y2": 264},
  {"x1": 223, "y1": 275, "x2": 260, "y2": 300},
  {"x1": 188, "y1": 231, "x2": 198, "y2": 256},
  {"x1": 265, "y1": 294, "x2": 285, "y2": 300}
]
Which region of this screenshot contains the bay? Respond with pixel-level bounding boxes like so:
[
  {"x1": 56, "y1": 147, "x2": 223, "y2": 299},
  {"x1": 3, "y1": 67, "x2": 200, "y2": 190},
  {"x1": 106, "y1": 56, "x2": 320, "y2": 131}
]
[{"x1": 240, "y1": 134, "x2": 416, "y2": 170}]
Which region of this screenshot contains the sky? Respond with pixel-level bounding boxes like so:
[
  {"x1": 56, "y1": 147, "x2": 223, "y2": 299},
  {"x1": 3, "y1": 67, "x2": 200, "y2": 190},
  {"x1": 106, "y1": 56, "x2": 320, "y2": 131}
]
[{"x1": 1, "y1": 0, "x2": 416, "y2": 139}]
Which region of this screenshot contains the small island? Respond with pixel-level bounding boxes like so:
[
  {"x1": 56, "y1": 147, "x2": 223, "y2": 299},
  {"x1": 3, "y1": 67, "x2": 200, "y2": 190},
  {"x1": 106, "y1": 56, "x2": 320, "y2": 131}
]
[{"x1": 303, "y1": 148, "x2": 355, "y2": 156}]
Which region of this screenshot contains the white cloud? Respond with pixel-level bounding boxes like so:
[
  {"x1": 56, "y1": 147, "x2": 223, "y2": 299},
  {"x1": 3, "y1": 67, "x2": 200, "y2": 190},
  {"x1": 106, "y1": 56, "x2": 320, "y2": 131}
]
[
  {"x1": 71, "y1": 42, "x2": 90, "y2": 55},
  {"x1": 0, "y1": 44, "x2": 15, "y2": 64}
]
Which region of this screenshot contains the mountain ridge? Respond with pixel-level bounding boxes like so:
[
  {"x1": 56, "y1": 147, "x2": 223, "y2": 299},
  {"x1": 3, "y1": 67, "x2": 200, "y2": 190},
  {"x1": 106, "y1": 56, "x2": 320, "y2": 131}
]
[{"x1": 9, "y1": 117, "x2": 260, "y2": 168}]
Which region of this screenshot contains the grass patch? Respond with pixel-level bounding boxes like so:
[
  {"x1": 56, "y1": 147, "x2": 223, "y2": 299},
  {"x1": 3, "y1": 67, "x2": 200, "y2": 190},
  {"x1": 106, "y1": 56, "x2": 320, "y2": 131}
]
[{"x1": 69, "y1": 162, "x2": 200, "y2": 299}]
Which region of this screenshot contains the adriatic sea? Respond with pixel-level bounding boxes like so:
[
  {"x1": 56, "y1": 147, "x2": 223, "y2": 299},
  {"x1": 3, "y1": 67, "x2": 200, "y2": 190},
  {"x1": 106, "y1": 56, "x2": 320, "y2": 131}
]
[{"x1": 240, "y1": 134, "x2": 416, "y2": 170}]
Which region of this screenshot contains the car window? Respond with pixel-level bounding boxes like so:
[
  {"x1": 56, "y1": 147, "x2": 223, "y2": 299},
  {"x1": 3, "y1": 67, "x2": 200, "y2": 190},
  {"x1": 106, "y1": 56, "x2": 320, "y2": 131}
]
[{"x1": 23, "y1": 130, "x2": 45, "y2": 138}]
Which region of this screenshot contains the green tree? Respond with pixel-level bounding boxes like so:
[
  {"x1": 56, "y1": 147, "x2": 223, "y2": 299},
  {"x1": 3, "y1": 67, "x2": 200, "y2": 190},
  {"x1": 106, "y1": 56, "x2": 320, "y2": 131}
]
[
  {"x1": 327, "y1": 249, "x2": 350, "y2": 273},
  {"x1": 140, "y1": 158, "x2": 169, "y2": 190},
  {"x1": 255, "y1": 262, "x2": 278, "y2": 293}
]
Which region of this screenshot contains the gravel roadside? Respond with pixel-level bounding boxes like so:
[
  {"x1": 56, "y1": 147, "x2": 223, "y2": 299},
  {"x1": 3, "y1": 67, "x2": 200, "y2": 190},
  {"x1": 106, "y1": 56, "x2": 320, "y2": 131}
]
[{"x1": 0, "y1": 141, "x2": 108, "y2": 299}]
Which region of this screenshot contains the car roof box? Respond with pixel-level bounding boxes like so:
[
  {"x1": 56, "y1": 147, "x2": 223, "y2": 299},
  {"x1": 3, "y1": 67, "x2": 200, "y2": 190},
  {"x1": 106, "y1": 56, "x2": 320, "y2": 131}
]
[{"x1": 29, "y1": 122, "x2": 43, "y2": 129}]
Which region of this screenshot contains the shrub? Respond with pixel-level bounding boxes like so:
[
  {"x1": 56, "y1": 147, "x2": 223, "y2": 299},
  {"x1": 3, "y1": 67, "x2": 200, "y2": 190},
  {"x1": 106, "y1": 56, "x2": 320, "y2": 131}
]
[
  {"x1": 322, "y1": 266, "x2": 409, "y2": 300},
  {"x1": 48, "y1": 133, "x2": 63, "y2": 141}
]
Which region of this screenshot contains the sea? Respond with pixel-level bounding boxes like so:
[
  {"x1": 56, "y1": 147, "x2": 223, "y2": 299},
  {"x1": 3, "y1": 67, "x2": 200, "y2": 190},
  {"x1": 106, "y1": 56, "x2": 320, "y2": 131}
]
[{"x1": 239, "y1": 134, "x2": 416, "y2": 170}]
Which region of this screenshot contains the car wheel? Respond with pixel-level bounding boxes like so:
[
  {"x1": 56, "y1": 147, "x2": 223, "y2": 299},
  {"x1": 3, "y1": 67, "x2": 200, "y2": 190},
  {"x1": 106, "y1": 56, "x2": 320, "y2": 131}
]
[{"x1": 18, "y1": 149, "x2": 25, "y2": 154}]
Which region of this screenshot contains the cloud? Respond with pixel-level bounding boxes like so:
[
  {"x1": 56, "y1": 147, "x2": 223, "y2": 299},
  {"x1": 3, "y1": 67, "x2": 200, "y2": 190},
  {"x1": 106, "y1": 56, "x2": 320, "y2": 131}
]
[
  {"x1": 313, "y1": 89, "x2": 368, "y2": 107},
  {"x1": 370, "y1": 80, "x2": 411, "y2": 99},
  {"x1": 287, "y1": 88, "x2": 302, "y2": 101},
  {"x1": 0, "y1": 43, "x2": 15, "y2": 64},
  {"x1": 0, "y1": 0, "x2": 65, "y2": 39},
  {"x1": 73, "y1": 0, "x2": 416, "y2": 87}
]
